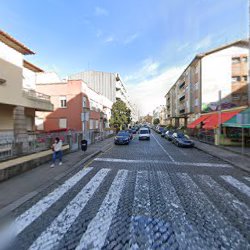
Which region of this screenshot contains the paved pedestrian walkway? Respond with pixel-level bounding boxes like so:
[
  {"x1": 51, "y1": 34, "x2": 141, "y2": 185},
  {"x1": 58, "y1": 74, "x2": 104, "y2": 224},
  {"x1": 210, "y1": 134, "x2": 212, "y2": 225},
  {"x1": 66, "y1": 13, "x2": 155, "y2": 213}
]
[
  {"x1": 0, "y1": 137, "x2": 114, "y2": 217},
  {"x1": 193, "y1": 139, "x2": 250, "y2": 172}
]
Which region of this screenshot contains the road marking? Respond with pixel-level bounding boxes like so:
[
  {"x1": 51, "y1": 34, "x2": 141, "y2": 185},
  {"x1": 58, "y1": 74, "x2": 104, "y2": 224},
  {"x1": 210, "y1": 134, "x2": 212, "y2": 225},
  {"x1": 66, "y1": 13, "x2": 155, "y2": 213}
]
[
  {"x1": 177, "y1": 173, "x2": 247, "y2": 248},
  {"x1": 76, "y1": 169, "x2": 128, "y2": 250},
  {"x1": 244, "y1": 176, "x2": 250, "y2": 183},
  {"x1": 221, "y1": 176, "x2": 250, "y2": 197},
  {"x1": 129, "y1": 171, "x2": 154, "y2": 248},
  {"x1": 199, "y1": 175, "x2": 250, "y2": 221},
  {"x1": 151, "y1": 133, "x2": 175, "y2": 162},
  {"x1": 1, "y1": 167, "x2": 93, "y2": 244},
  {"x1": 94, "y1": 157, "x2": 232, "y2": 168},
  {"x1": 29, "y1": 168, "x2": 110, "y2": 250},
  {"x1": 158, "y1": 171, "x2": 208, "y2": 249}
]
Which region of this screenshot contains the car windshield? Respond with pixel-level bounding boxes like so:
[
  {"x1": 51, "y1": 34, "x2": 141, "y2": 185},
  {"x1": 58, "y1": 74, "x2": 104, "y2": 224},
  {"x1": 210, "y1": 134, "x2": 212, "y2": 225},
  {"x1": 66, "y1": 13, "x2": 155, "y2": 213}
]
[
  {"x1": 140, "y1": 130, "x2": 148, "y2": 134},
  {"x1": 117, "y1": 132, "x2": 128, "y2": 136}
]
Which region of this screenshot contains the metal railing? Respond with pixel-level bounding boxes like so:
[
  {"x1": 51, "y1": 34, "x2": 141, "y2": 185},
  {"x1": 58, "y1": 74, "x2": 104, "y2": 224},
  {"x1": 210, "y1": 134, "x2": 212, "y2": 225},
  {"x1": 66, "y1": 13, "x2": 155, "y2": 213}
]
[{"x1": 22, "y1": 88, "x2": 51, "y2": 102}]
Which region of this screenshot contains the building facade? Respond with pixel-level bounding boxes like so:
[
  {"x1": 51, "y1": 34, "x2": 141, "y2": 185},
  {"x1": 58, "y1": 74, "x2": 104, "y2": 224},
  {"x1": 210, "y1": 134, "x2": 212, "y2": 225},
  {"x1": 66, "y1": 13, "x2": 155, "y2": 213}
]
[
  {"x1": 36, "y1": 77, "x2": 113, "y2": 135},
  {"x1": 0, "y1": 31, "x2": 53, "y2": 153},
  {"x1": 165, "y1": 40, "x2": 249, "y2": 128}
]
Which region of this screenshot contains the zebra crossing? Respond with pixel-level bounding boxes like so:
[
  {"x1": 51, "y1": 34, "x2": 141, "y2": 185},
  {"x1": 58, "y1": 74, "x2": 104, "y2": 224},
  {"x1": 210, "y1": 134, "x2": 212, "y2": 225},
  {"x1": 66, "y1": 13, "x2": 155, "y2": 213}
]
[{"x1": 1, "y1": 166, "x2": 250, "y2": 250}]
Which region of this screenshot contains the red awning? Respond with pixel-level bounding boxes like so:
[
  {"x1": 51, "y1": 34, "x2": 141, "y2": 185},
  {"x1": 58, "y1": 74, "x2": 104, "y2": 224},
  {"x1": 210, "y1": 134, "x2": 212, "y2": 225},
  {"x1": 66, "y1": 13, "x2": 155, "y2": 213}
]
[
  {"x1": 203, "y1": 110, "x2": 241, "y2": 129},
  {"x1": 187, "y1": 114, "x2": 211, "y2": 129}
]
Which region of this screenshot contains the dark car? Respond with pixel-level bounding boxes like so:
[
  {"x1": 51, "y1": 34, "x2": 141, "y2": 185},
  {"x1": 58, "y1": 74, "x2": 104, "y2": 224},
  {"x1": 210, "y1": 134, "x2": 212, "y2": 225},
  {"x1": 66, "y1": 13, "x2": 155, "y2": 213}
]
[
  {"x1": 131, "y1": 128, "x2": 137, "y2": 134},
  {"x1": 158, "y1": 127, "x2": 164, "y2": 134},
  {"x1": 165, "y1": 131, "x2": 174, "y2": 141},
  {"x1": 127, "y1": 129, "x2": 133, "y2": 140},
  {"x1": 114, "y1": 131, "x2": 130, "y2": 145},
  {"x1": 161, "y1": 129, "x2": 167, "y2": 137},
  {"x1": 172, "y1": 133, "x2": 194, "y2": 147}
]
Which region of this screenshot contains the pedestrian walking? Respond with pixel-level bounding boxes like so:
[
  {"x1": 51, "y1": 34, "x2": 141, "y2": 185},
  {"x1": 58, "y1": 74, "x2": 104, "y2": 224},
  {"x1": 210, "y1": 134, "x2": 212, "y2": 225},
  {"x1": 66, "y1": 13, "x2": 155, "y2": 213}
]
[{"x1": 51, "y1": 137, "x2": 63, "y2": 167}]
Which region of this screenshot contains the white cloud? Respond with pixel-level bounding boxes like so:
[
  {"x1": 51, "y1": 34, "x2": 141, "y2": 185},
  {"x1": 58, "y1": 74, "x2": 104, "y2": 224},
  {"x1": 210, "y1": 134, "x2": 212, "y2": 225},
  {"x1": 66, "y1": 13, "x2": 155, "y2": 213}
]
[
  {"x1": 195, "y1": 35, "x2": 212, "y2": 51},
  {"x1": 126, "y1": 65, "x2": 185, "y2": 116},
  {"x1": 95, "y1": 7, "x2": 108, "y2": 16},
  {"x1": 104, "y1": 36, "x2": 114, "y2": 43},
  {"x1": 124, "y1": 33, "x2": 139, "y2": 45},
  {"x1": 177, "y1": 42, "x2": 190, "y2": 51},
  {"x1": 125, "y1": 58, "x2": 160, "y2": 83}
]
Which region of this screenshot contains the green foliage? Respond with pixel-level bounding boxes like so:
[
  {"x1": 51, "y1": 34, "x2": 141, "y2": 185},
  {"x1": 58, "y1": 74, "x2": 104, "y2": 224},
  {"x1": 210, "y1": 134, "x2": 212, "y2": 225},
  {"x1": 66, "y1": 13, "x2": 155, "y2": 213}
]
[
  {"x1": 109, "y1": 100, "x2": 132, "y2": 128},
  {"x1": 153, "y1": 118, "x2": 160, "y2": 125}
]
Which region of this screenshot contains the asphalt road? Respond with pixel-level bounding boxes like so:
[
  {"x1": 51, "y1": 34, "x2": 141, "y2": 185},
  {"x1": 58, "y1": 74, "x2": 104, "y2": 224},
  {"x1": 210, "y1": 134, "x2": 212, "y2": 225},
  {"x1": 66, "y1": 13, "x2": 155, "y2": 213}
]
[{"x1": 1, "y1": 131, "x2": 250, "y2": 250}]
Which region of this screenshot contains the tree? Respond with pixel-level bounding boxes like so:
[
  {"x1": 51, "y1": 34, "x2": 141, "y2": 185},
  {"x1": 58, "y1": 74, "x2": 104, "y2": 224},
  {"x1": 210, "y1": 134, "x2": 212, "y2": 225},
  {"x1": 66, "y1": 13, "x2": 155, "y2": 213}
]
[
  {"x1": 153, "y1": 118, "x2": 160, "y2": 125},
  {"x1": 109, "y1": 100, "x2": 131, "y2": 129}
]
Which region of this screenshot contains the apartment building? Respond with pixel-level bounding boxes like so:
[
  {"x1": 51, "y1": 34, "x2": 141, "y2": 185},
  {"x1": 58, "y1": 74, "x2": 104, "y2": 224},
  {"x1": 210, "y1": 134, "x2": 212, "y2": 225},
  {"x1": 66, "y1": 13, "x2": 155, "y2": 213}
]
[
  {"x1": 153, "y1": 105, "x2": 166, "y2": 125},
  {"x1": 165, "y1": 39, "x2": 249, "y2": 128},
  {"x1": 36, "y1": 75, "x2": 113, "y2": 135},
  {"x1": 69, "y1": 71, "x2": 139, "y2": 123},
  {"x1": 0, "y1": 30, "x2": 53, "y2": 153}
]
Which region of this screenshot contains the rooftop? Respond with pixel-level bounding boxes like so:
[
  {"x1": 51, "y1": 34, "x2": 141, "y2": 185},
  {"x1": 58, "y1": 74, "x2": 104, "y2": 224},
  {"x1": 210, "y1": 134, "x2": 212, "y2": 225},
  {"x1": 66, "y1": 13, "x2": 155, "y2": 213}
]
[{"x1": 0, "y1": 30, "x2": 35, "y2": 55}]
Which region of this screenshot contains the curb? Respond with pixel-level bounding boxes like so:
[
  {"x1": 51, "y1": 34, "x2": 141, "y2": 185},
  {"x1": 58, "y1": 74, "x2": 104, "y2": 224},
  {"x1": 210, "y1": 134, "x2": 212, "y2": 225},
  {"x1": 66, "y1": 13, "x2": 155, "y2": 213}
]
[
  {"x1": 0, "y1": 149, "x2": 102, "y2": 219},
  {"x1": 194, "y1": 145, "x2": 250, "y2": 173}
]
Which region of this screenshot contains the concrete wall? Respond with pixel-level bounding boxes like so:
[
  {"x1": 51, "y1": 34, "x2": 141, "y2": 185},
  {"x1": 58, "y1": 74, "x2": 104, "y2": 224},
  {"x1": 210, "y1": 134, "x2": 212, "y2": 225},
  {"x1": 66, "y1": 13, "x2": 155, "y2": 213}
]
[
  {"x1": 201, "y1": 46, "x2": 248, "y2": 110},
  {"x1": 0, "y1": 104, "x2": 14, "y2": 130}
]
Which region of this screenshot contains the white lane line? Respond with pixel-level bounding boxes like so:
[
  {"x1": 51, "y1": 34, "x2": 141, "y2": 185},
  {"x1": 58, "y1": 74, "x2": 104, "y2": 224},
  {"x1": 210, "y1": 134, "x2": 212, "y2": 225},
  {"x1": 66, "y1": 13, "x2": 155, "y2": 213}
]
[
  {"x1": 151, "y1": 133, "x2": 175, "y2": 162},
  {"x1": 199, "y1": 175, "x2": 250, "y2": 221},
  {"x1": 94, "y1": 158, "x2": 231, "y2": 168},
  {"x1": 129, "y1": 171, "x2": 153, "y2": 249},
  {"x1": 178, "y1": 173, "x2": 247, "y2": 248},
  {"x1": 244, "y1": 177, "x2": 250, "y2": 183},
  {"x1": 76, "y1": 169, "x2": 128, "y2": 250},
  {"x1": 221, "y1": 176, "x2": 250, "y2": 197},
  {"x1": 158, "y1": 171, "x2": 208, "y2": 249},
  {"x1": 29, "y1": 168, "x2": 110, "y2": 250},
  {"x1": 1, "y1": 167, "x2": 93, "y2": 243}
]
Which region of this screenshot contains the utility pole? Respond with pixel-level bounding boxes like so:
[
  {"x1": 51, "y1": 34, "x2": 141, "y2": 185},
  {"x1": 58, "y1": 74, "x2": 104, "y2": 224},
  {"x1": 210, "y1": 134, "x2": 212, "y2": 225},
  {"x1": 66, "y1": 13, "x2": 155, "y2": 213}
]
[{"x1": 218, "y1": 90, "x2": 222, "y2": 146}]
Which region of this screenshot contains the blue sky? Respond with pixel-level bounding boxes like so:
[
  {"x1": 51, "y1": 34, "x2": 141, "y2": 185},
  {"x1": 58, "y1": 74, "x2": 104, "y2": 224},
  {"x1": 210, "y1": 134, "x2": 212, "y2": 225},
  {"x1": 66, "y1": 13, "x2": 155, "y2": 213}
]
[{"x1": 0, "y1": 0, "x2": 248, "y2": 115}]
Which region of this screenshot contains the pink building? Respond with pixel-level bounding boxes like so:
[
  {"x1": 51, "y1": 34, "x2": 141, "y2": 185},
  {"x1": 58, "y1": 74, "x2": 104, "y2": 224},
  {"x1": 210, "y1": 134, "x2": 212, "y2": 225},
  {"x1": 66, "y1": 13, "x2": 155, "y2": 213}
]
[{"x1": 36, "y1": 79, "x2": 112, "y2": 134}]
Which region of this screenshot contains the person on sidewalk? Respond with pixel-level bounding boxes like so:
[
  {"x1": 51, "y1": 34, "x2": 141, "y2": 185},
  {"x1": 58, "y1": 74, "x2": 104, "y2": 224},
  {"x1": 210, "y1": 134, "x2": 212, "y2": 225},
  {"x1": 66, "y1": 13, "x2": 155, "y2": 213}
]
[{"x1": 51, "y1": 137, "x2": 63, "y2": 167}]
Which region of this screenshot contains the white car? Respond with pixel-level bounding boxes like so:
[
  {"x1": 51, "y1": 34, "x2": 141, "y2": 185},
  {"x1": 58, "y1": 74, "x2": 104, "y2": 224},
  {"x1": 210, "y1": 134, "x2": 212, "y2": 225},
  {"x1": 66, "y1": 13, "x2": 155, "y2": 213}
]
[{"x1": 139, "y1": 128, "x2": 150, "y2": 140}]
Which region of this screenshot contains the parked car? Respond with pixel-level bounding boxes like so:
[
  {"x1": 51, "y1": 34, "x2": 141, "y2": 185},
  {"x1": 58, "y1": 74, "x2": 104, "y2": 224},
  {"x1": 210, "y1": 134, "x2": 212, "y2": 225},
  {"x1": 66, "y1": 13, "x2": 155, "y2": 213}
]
[
  {"x1": 161, "y1": 129, "x2": 167, "y2": 137},
  {"x1": 165, "y1": 130, "x2": 175, "y2": 141},
  {"x1": 114, "y1": 131, "x2": 130, "y2": 145},
  {"x1": 131, "y1": 128, "x2": 137, "y2": 134},
  {"x1": 127, "y1": 129, "x2": 133, "y2": 140},
  {"x1": 139, "y1": 128, "x2": 150, "y2": 140},
  {"x1": 172, "y1": 133, "x2": 194, "y2": 147}
]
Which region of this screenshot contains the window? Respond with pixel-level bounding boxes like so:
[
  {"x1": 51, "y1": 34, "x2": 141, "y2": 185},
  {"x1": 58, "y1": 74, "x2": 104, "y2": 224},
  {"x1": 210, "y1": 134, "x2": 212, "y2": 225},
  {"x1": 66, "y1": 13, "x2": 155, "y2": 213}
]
[
  {"x1": 232, "y1": 94, "x2": 240, "y2": 100},
  {"x1": 243, "y1": 76, "x2": 248, "y2": 82},
  {"x1": 242, "y1": 57, "x2": 248, "y2": 62},
  {"x1": 82, "y1": 96, "x2": 87, "y2": 108},
  {"x1": 59, "y1": 96, "x2": 67, "y2": 108},
  {"x1": 59, "y1": 118, "x2": 67, "y2": 128},
  {"x1": 96, "y1": 120, "x2": 99, "y2": 129},
  {"x1": 195, "y1": 98, "x2": 199, "y2": 106},
  {"x1": 232, "y1": 76, "x2": 241, "y2": 82},
  {"x1": 90, "y1": 119, "x2": 94, "y2": 129},
  {"x1": 232, "y1": 57, "x2": 240, "y2": 64}
]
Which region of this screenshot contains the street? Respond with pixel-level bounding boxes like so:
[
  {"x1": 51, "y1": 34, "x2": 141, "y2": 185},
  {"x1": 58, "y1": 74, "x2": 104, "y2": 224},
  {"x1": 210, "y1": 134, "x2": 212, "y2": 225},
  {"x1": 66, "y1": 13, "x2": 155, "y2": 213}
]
[{"x1": 1, "y1": 131, "x2": 250, "y2": 250}]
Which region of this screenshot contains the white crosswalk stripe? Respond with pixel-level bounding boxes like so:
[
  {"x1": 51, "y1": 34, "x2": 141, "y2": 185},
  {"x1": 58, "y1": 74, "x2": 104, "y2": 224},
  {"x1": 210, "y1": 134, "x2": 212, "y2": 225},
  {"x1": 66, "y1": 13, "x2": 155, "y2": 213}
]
[
  {"x1": 94, "y1": 157, "x2": 232, "y2": 168},
  {"x1": 158, "y1": 171, "x2": 209, "y2": 249},
  {"x1": 76, "y1": 169, "x2": 128, "y2": 250},
  {"x1": 243, "y1": 176, "x2": 250, "y2": 183},
  {"x1": 177, "y1": 173, "x2": 248, "y2": 249},
  {"x1": 198, "y1": 175, "x2": 250, "y2": 221},
  {"x1": 29, "y1": 168, "x2": 110, "y2": 250},
  {"x1": 221, "y1": 176, "x2": 250, "y2": 197},
  {"x1": 0, "y1": 167, "x2": 93, "y2": 246}
]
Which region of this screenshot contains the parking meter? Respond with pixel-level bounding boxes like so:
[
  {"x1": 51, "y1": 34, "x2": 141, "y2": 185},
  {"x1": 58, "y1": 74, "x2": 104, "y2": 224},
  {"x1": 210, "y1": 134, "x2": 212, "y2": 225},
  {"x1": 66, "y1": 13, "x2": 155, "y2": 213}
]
[{"x1": 81, "y1": 139, "x2": 88, "y2": 152}]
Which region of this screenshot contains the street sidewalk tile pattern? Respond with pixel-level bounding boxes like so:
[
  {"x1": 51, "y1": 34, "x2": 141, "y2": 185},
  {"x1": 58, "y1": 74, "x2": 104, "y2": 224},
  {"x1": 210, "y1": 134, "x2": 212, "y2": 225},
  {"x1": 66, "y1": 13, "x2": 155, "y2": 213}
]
[{"x1": 1, "y1": 131, "x2": 250, "y2": 249}]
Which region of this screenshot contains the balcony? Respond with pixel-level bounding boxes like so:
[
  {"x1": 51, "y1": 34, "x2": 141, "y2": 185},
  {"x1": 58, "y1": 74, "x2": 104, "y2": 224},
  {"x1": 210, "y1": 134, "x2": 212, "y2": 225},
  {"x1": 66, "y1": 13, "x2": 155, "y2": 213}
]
[
  {"x1": 22, "y1": 88, "x2": 53, "y2": 111},
  {"x1": 179, "y1": 93, "x2": 185, "y2": 101}
]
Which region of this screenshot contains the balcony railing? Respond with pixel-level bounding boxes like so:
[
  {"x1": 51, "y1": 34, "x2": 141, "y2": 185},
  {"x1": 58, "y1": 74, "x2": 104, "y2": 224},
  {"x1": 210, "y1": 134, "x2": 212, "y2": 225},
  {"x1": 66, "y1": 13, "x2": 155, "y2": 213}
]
[{"x1": 23, "y1": 88, "x2": 51, "y2": 102}]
